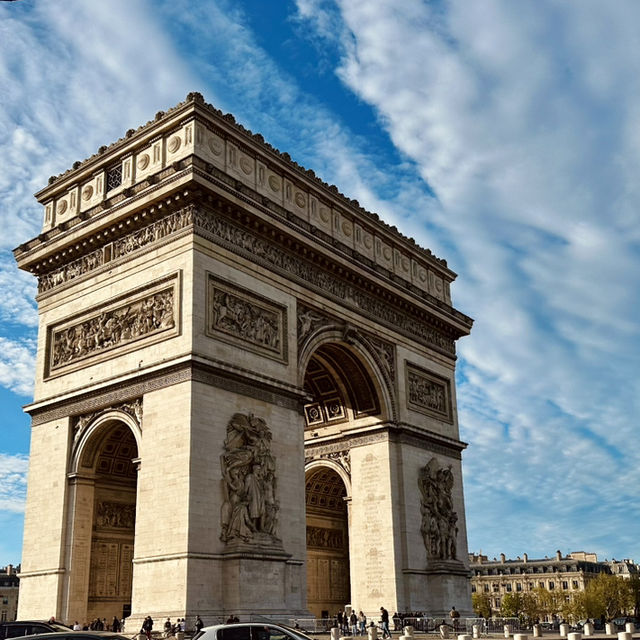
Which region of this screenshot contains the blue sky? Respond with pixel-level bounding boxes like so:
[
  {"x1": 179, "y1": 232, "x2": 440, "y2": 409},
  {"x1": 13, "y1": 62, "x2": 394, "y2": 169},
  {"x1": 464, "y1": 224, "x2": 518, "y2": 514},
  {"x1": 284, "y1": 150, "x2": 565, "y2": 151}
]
[{"x1": 1, "y1": 0, "x2": 639, "y2": 567}]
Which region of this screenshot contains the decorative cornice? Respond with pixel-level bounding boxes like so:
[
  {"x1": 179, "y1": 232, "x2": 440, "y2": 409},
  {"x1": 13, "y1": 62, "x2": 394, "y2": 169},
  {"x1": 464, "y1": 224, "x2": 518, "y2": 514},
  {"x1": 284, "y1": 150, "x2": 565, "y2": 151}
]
[
  {"x1": 29, "y1": 358, "x2": 306, "y2": 426},
  {"x1": 36, "y1": 92, "x2": 450, "y2": 270},
  {"x1": 193, "y1": 204, "x2": 460, "y2": 354},
  {"x1": 303, "y1": 423, "x2": 465, "y2": 460}
]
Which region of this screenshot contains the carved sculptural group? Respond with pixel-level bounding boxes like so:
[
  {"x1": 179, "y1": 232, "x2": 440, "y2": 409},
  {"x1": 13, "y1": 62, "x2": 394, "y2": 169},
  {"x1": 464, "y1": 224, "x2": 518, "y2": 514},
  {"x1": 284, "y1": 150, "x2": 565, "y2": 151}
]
[
  {"x1": 418, "y1": 458, "x2": 458, "y2": 562},
  {"x1": 51, "y1": 289, "x2": 174, "y2": 369},
  {"x1": 220, "y1": 413, "x2": 280, "y2": 545}
]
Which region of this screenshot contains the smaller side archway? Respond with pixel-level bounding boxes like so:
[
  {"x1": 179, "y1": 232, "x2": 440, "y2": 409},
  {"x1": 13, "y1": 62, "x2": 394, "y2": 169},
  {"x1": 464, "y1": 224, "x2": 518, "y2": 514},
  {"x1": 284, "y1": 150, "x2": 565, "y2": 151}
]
[
  {"x1": 305, "y1": 462, "x2": 351, "y2": 619},
  {"x1": 64, "y1": 411, "x2": 141, "y2": 626}
]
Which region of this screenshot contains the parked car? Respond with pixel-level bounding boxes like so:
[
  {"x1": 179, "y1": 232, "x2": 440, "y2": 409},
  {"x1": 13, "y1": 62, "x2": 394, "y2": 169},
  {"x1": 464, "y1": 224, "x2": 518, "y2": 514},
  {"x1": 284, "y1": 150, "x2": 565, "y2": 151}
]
[
  {"x1": 17, "y1": 633, "x2": 129, "y2": 640},
  {"x1": 0, "y1": 622, "x2": 70, "y2": 639},
  {"x1": 193, "y1": 623, "x2": 315, "y2": 640}
]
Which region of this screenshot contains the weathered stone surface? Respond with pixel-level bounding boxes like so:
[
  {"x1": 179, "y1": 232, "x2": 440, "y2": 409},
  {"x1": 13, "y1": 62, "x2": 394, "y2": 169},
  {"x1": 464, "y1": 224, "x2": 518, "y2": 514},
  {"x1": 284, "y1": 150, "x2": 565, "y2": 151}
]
[{"x1": 16, "y1": 95, "x2": 473, "y2": 627}]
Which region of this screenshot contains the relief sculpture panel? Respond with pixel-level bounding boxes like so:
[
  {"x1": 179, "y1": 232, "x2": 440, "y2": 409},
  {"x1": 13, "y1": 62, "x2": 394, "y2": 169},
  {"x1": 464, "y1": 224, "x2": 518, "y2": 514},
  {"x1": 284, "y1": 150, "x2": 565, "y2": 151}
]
[
  {"x1": 207, "y1": 275, "x2": 287, "y2": 363},
  {"x1": 406, "y1": 362, "x2": 452, "y2": 423},
  {"x1": 47, "y1": 274, "x2": 179, "y2": 376}
]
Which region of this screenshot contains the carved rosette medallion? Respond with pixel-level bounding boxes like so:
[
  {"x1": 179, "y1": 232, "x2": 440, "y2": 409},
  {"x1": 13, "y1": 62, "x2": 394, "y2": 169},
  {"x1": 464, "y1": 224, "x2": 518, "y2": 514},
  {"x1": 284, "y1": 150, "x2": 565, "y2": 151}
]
[
  {"x1": 418, "y1": 457, "x2": 458, "y2": 563},
  {"x1": 220, "y1": 413, "x2": 281, "y2": 546},
  {"x1": 47, "y1": 274, "x2": 179, "y2": 377},
  {"x1": 207, "y1": 275, "x2": 287, "y2": 362},
  {"x1": 406, "y1": 362, "x2": 452, "y2": 423}
]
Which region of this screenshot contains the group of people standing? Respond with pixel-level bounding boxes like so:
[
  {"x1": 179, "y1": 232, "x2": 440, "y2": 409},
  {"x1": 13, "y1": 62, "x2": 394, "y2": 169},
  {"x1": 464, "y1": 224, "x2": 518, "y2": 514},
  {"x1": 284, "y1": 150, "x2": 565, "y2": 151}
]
[
  {"x1": 163, "y1": 617, "x2": 188, "y2": 637},
  {"x1": 69, "y1": 616, "x2": 122, "y2": 632},
  {"x1": 333, "y1": 607, "x2": 393, "y2": 639}
]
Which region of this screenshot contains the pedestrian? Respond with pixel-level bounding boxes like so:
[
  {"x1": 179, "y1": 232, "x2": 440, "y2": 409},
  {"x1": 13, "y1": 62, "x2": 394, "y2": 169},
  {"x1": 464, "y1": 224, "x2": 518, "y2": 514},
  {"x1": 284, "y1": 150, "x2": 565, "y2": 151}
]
[
  {"x1": 380, "y1": 607, "x2": 391, "y2": 639},
  {"x1": 73, "y1": 622, "x2": 81, "y2": 631},
  {"x1": 350, "y1": 611, "x2": 358, "y2": 636},
  {"x1": 142, "y1": 615, "x2": 154, "y2": 640},
  {"x1": 449, "y1": 607, "x2": 459, "y2": 632},
  {"x1": 195, "y1": 616, "x2": 204, "y2": 633},
  {"x1": 164, "y1": 617, "x2": 172, "y2": 637},
  {"x1": 358, "y1": 612, "x2": 367, "y2": 636},
  {"x1": 112, "y1": 616, "x2": 121, "y2": 632}
]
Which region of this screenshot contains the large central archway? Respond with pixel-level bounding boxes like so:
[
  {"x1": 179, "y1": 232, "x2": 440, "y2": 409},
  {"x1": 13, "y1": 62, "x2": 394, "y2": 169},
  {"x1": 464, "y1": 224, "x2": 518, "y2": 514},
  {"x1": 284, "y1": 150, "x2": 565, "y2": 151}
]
[{"x1": 303, "y1": 339, "x2": 387, "y2": 617}]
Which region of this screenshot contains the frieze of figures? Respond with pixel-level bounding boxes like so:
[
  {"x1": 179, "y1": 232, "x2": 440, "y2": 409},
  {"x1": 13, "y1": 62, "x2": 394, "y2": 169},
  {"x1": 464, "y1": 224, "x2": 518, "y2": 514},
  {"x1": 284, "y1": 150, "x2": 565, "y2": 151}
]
[
  {"x1": 50, "y1": 287, "x2": 175, "y2": 372},
  {"x1": 95, "y1": 501, "x2": 136, "y2": 530},
  {"x1": 208, "y1": 276, "x2": 286, "y2": 361},
  {"x1": 193, "y1": 209, "x2": 455, "y2": 355},
  {"x1": 406, "y1": 364, "x2": 451, "y2": 422},
  {"x1": 38, "y1": 205, "x2": 195, "y2": 293},
  {"x1": 306, "y1": 525, "x2": 344, "y2": 550},
  {"x1": 37, "y1": 201, "x2": 455, "y2": 355}
]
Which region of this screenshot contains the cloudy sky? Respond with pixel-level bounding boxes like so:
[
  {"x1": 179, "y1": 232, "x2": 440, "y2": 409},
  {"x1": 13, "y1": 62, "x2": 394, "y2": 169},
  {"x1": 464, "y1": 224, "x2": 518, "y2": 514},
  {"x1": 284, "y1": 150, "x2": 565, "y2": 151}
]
[{"x1": 1, "y1": 0, "x2": 639, "y2": 567}]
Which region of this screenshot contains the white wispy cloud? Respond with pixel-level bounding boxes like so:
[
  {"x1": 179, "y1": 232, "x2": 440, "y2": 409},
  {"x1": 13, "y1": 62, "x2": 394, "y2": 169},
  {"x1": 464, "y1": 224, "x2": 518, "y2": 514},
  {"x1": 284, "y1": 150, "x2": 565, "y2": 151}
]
[
  {"x1": 0, "y1": 0, "x2": 198, "y2": 399},
  {"x1": 294, "y1": 0, "x2": 640, "y2": 559},
  {"x1": 2, "y1": 0, "x2": 640, "y2": 565},
  {"x1": 0, "y1": 453, "x2": 28, "y2": 513},
  {"x1": 0, "y1": 337, "x2": 36, "y2": 397}
]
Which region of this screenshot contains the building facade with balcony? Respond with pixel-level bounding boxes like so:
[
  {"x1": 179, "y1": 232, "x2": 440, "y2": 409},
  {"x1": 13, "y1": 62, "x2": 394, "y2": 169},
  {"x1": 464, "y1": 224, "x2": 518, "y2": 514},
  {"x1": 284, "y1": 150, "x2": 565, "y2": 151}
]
[{"x1": 469, "y1": 551, "x2": 638, "y2": 616}]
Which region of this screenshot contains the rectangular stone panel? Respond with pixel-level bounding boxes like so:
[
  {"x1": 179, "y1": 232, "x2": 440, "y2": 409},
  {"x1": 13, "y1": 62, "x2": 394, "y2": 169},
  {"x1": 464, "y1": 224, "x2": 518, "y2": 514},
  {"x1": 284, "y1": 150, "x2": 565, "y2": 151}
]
[
  {"x1": 405, "y1": 361, "x2": 453, "y2": 423},
  {"x1": 206, "y1": 273, "x2": 288, "y2": 363},
  {"x1": 46, "y1": 272, "x2": 180, "y2": 378}
]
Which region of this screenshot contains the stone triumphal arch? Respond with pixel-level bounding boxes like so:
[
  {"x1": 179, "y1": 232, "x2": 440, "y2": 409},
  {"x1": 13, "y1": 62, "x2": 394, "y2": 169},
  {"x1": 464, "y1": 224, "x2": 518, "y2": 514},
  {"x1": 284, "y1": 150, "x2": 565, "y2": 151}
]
[{"x1": 15, "y1": 93, "x2": 473, "y2": 628}]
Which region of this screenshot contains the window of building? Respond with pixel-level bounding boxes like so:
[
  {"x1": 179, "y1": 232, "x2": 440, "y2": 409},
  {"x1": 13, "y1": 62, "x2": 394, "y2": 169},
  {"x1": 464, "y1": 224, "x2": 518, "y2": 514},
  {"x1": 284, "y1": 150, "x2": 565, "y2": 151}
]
[
  {"x1": 572, "y1": 581, "x2": 579, "y2": 589},
  {"x1": 1, "y1": 597, "x2": 6, "y2": 605},
  {"x1": 539, "y1": 581, "x2": 545, "y2": 588},
  {"x1": 1, "y1": 611, "x2": 6, "y2": 622},
  {"x1": 484, "y1": 585, "x2": 490, "y2": 593},
  {"x1": 516, "y1": 583, "x2": 522, "y2": 592},
  {"x1": 549, "y1": 582, "x2": 555, "y2": 590},
  {"x1": 562, "y1": 581, "x2": 568, "y2": 590},
  {"x1": 471, "y1": 585, "x2": 476, "y2": 593},
  {"x1": 106, "y1": 164, "x2": 123, "y2": 192},
  {"x1": 506, "y1": 583, "x2": 512, "y2": 592},
  {"x1": 493, "y1": 584, "x2": 499, "y2": 592},
  {"x1": 495, "y1": 598, "x2": 501, "y2": 608}
]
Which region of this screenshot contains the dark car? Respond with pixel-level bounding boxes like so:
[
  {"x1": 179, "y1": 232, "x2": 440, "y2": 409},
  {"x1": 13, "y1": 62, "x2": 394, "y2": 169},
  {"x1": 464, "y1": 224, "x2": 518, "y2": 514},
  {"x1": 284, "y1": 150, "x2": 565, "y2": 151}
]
[{"x1": 0, "y1": 622, "x2": 70, "y2": 639}]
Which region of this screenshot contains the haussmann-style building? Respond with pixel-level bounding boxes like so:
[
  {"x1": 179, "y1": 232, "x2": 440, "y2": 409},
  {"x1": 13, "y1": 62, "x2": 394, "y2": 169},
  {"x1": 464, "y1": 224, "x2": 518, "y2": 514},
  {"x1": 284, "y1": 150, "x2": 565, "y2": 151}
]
[
  {"x1": 13, "y1": 93, "x2": 473, "y2": 629},
  {"x1": 470, "y1": 550, "x2": 639, "y2": 617}
]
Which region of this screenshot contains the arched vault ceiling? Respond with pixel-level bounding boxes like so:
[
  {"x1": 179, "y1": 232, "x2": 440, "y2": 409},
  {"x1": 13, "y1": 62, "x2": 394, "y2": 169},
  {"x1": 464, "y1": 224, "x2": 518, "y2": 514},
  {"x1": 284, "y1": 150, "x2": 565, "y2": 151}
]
[
  {"x1": 303, "y1": 342, "x2": 380, "y2": 428},
  {"x1": 305, "y1": 467, "x2": 347, "y2": 515}
]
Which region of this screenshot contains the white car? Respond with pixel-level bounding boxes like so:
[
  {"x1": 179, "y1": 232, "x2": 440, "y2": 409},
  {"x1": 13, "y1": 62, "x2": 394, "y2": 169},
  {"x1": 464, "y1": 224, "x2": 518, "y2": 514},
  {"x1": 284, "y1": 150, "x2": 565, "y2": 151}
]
[{"x1": 193, "y1": 623, "x2": 314, "y2": 640}]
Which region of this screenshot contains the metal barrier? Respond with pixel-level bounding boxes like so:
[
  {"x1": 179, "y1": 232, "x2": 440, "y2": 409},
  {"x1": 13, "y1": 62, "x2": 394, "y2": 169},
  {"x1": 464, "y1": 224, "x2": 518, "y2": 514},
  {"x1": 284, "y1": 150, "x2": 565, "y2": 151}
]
[{"x1": 248, "y1": 615, "x2": 520, "y2": 635}]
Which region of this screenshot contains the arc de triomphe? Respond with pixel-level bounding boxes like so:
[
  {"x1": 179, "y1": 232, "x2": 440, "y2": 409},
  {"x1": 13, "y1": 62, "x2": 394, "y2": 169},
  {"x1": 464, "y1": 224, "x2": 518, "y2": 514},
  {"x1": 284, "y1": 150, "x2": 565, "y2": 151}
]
[{"x1": 14, "y1": 93, "x2": 473, "y2": 628}]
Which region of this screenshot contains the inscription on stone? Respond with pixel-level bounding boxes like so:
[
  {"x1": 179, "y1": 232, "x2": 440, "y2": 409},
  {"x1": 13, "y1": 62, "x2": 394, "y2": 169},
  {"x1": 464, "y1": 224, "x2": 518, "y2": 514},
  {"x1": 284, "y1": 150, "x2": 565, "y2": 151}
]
[{"x1": 360, "y1": 452, "x2": 387, "y2": 597}]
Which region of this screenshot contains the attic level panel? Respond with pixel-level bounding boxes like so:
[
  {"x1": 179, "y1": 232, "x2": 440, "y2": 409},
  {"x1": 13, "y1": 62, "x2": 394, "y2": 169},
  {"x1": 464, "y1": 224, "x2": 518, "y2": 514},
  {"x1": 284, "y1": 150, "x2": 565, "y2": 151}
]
[{"x1": 17, "y1": 95, "x2": 468, "y2": 323}]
